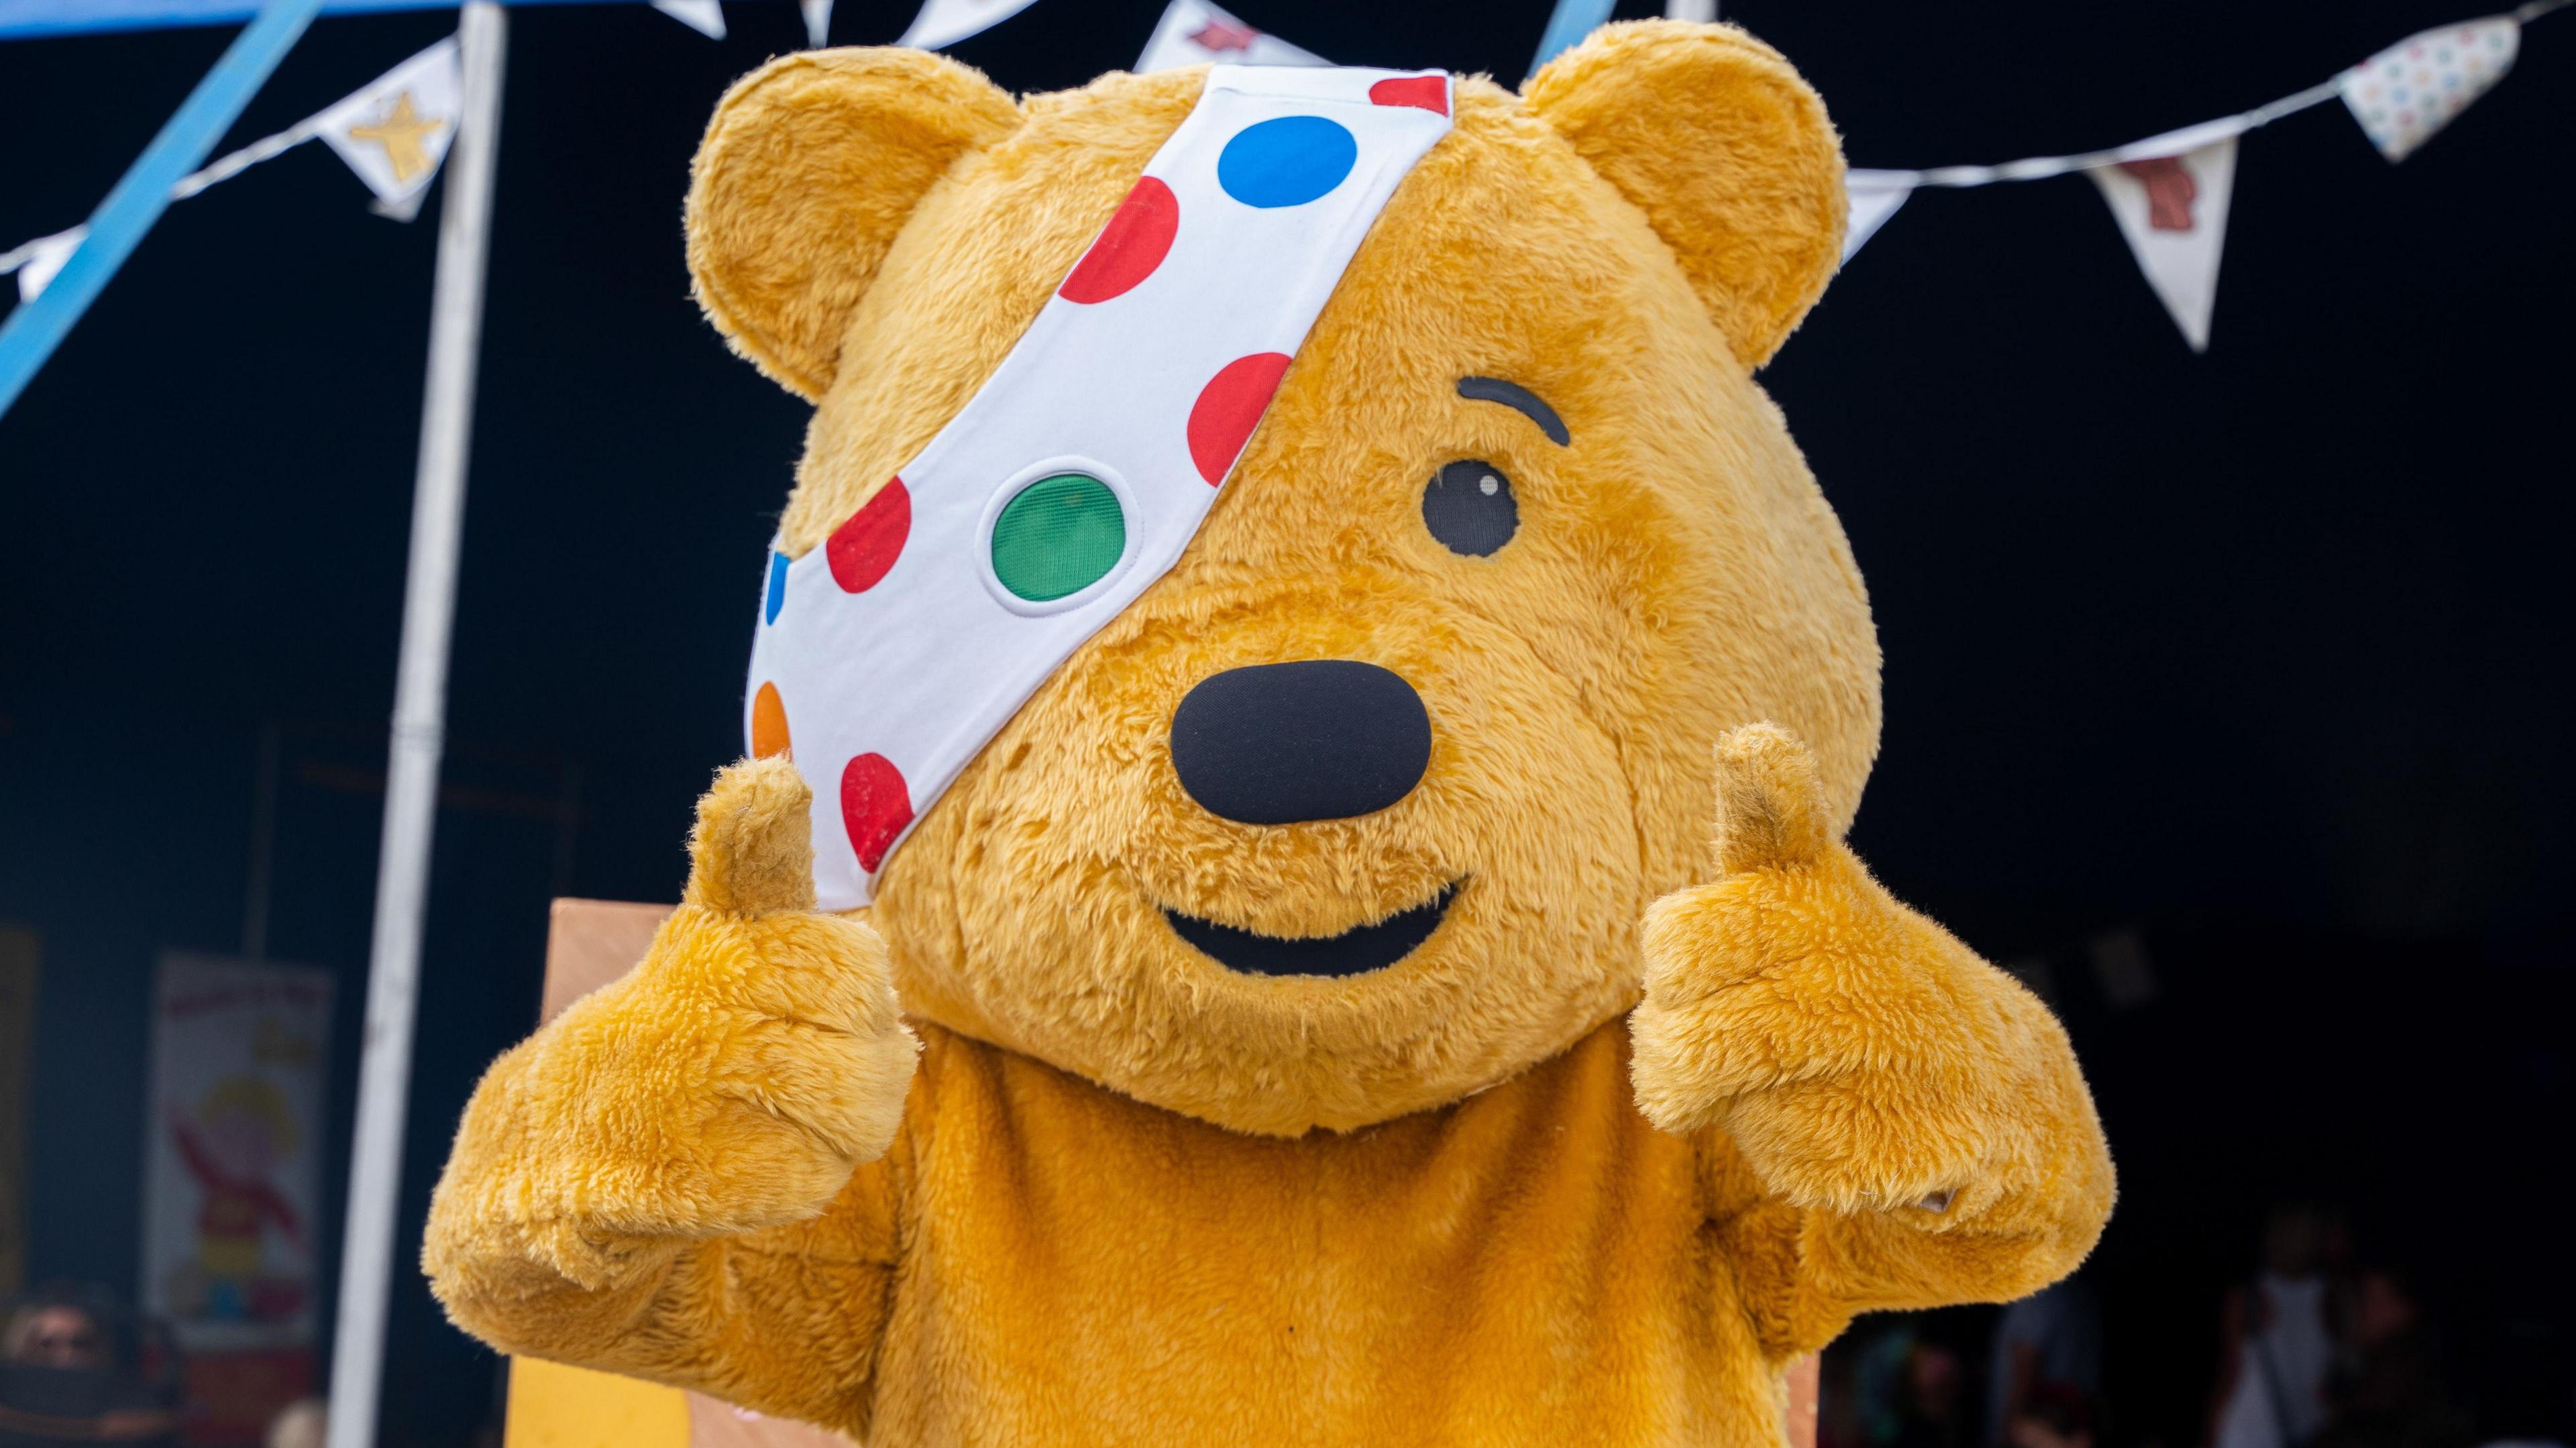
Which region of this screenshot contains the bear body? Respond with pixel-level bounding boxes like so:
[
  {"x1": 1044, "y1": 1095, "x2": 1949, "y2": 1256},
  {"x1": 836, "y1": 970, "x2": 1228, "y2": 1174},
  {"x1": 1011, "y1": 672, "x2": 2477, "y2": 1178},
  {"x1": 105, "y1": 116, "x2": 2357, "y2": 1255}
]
[
  {"x1": 561, "y1": 1023, "x2": 1794, "y2": 1443},
  {"x1": 426, "y1": 23, "x2": 2114, "y2": 1447}
]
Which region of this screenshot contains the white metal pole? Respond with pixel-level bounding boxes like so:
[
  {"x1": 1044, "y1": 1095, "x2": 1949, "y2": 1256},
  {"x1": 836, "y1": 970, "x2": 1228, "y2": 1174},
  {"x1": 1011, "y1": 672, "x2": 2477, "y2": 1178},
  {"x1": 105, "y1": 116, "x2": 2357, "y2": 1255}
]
[
  {"x1": 324, "y1": 5, "x2": 504, "y2": 1446},
  {"x1": 1665, "y1": 0, "x2": 1718, "y2": 20}
]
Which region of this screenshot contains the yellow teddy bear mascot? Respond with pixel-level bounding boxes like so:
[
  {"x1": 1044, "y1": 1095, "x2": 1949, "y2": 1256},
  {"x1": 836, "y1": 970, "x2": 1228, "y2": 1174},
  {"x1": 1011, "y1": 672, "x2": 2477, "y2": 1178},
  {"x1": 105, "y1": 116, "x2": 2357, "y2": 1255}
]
[{"x1": 426, "y1": 20, "x2": 2113, "y2": 1447}]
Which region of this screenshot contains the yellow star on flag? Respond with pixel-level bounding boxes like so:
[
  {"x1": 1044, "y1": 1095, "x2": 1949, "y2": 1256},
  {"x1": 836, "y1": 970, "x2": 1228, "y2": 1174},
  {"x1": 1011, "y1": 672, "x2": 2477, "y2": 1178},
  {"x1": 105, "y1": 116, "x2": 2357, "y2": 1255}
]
[{"x1": 347, "y1": 92, "x2": 445, "y2": 184}]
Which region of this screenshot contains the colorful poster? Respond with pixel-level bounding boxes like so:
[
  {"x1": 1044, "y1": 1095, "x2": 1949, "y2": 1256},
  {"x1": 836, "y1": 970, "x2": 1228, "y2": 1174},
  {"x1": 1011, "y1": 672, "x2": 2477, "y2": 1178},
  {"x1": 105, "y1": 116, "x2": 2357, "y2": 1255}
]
[{"x1": 140, "y1": 954, "x2": 333, "y2": 1441}]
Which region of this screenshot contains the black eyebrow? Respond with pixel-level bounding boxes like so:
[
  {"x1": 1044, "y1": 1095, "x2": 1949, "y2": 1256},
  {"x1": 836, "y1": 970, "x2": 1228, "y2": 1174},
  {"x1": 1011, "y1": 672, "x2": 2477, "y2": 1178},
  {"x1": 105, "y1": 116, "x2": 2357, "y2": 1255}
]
[{"x1": 1456, "y1": 376, "x2": 1569, "y2": 447}]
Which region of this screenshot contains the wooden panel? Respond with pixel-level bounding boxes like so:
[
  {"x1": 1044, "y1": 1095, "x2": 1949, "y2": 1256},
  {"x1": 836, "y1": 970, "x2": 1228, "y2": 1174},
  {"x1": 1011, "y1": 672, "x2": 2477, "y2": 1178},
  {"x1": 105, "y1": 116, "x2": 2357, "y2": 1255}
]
[
  {"x1": 505, "y1": 1358, "x2": 689, "y2": 1448},
  {"x1": 539, "y1": 898, "x2": 672, "y2": 1023}
]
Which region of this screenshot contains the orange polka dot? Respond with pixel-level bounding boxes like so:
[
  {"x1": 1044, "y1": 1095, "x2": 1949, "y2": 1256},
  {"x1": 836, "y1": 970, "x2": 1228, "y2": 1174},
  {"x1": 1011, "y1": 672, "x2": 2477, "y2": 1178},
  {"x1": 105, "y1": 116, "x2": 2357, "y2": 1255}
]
[{"x1": 751, "y1": 681, "x2": 792, "y2": 759}]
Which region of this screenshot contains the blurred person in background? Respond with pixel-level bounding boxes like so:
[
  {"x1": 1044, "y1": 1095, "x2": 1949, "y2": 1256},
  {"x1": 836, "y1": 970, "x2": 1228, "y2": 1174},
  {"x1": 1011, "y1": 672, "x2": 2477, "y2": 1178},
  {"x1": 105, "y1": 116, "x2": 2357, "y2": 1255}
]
[
  {"x1": 1896, "y1": 1338, "x2": 1976, "y2": 1448},
  {"x1": 2010, "y1": 1383, "x2": 2102, "y2": 1448},
  {"x1": 1833, "y1": 1320, "x2": 1982, "y2": 1448},
  {"x1": 0, "y1": 1286, "x2": 180, "y2": 1447},
  {"x1": 264, "y1": 1397, "x2": 325, "y2": 1448},
  {"x1": 2210, "y1": 1205, "x2": 2344, "y2": 1448},
  {"x1": 2314, "y1": 1266, "x2": 2465, "y2": 1448},
  {"x1": 1832, "y1": 1322, "x2": 1925, "y2": 1448},
  {"x1": 1991, "y1": 1276, "x2": 2104, "y2": 1445},
  {"x1": 0, "y1": 1302, "x2": 102, "y2": 1372}
]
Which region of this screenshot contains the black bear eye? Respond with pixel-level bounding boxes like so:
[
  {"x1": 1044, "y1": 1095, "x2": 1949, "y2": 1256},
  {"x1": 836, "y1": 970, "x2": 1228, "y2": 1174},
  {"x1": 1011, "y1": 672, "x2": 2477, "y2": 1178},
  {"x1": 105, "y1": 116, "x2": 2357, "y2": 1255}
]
[{"x1": 1421, "y1": 459, "x2": 1517, "y2": 557}]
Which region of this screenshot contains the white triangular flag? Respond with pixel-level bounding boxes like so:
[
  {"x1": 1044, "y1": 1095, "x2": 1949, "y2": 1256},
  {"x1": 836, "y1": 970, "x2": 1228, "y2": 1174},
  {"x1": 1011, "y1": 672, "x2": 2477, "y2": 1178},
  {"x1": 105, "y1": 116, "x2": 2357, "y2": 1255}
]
[
  {"x1": 1842, "y1": 170, "x2": 1913, "y2": 263},
  {"x1": 13, "y1": 227, "x2": 86, "y2": 302},
  {"x1": 315, "y1": 38, "x2": 465, "y2": 212},
  {"x1": 800, "y1": 0, "x2": 832, "y2": 46},
  {"x1": 2087, "y1": 131, "x2": 2237, "y2": 351},
  {"x1": 651, "y1": 0, "x2": 727, "y2": 38},
  {"x1": 898, "y1": 0, "x2": 1039, "y2": 50},
  {"x1": 2340, "y1": 16, "x2": 2518, "y2": 163},
  {"x1": 1137, "y1": 0, "x2": 1328, "y2": 71}
]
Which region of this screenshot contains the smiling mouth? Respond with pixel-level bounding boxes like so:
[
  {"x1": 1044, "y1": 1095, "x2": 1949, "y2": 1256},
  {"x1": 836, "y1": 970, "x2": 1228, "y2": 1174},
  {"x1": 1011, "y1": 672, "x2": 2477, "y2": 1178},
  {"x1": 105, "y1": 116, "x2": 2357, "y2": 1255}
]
[{"x1": 1164, "y1": 884, "x2": 1460, "y2": 979}]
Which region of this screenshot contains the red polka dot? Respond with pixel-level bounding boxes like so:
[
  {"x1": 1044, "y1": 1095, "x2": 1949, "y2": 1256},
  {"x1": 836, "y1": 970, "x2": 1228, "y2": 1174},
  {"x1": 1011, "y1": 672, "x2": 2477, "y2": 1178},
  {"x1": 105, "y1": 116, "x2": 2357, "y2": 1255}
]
[
  {"x1": 1186, "y1": 353, "x2": 1291, "y2": 486},
  {"x1": 841, "y1": 753, "x2": 913, "y2": 874},
  {"x1": 1369, "y1": 76, "x2": 1449, "y2": 116},
  {"x1": 750, "y1": 681, "x2": 790, "y2": 760},
  {"x1": 1059, "y1": 176, "x2": 1179, "y2": 304},
  {"x1": 826, "y1": 478, "x2": 909, "y2": 593}
]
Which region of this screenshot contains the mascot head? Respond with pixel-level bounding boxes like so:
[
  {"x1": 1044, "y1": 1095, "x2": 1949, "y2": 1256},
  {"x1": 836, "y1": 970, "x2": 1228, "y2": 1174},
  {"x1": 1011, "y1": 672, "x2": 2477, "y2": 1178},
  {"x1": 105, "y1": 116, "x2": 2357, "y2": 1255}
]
[{"x1": 688, "y1": 20, "x2": 1877, "y2": 1135}]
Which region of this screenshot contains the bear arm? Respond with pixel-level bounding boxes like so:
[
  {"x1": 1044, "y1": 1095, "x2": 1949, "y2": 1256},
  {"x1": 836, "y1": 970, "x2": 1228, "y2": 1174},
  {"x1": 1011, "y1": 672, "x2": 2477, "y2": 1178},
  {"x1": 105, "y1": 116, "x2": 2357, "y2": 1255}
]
[
  {"x1": 1705, "y1": 975, "x2": 2114, "y2": 1359},
  {"x1": 423, "y1": 1002, "x2": 915, "y2": 1432}
]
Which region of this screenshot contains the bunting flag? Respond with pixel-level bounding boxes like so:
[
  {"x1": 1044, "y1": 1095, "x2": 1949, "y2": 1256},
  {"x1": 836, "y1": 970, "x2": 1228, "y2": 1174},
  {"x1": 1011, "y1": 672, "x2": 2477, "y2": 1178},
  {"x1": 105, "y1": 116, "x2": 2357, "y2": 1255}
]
[
  {"x1": 313, "y1": 36, "x2": 464, "y2": 218},
  {"x1": 646, "y1": 2, "x2": 831, "y2": 47},
  {"x1": 2340, "y1": 16, "x2": 2520, "y2": 162},
  {"x1": 896, "y1": 0, "x2": 1038, "y2": 51},
  {"x1": 650, "y1": 0, "x2": 724, "y2": 39},
  {"x1": 8, "y1": 230, "x2": 83, "y2": 303},
  {"x1": 1137, "y1": 0, "x2": 1326, "y2": 72},
  {"x1": 1841, "y1": 170, "x2": 1913, "y2": 262},
  {"x1": 2085, "y1": 125, "x2": 2239, "y2": 351},
  {"x1": 3, "y1": 38, "x2": 462, "y2": 299}
]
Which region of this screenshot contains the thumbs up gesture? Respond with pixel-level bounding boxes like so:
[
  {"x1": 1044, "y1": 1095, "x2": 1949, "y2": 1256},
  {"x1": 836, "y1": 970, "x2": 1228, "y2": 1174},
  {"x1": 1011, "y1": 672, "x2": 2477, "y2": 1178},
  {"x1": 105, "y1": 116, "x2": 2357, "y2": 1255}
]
[
  {"x1": 427, "y1": 757, "x2": 918, "y2": 1296},
  {"x1": 1630, "y1": 726, "x2": 2101, "y2": 1225}
]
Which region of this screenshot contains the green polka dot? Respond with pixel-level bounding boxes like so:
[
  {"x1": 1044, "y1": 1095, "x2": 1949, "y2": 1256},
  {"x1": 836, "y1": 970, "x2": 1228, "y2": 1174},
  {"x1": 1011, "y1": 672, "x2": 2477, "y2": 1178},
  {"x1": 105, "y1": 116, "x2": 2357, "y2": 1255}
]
[{"x1": 991, "y1": 474, "x2": 1126, "y2": 602}]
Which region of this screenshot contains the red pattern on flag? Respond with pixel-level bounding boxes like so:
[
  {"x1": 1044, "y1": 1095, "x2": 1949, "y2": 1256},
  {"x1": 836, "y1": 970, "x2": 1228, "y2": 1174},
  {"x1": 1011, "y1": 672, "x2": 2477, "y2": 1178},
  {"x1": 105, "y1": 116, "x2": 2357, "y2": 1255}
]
[
  {"x1": 1187, "y1": 18, "x2": 1260, "y2": 52},
  {"x1": 2116, "y1": 156, "x2": 2200, "y2": 231}
]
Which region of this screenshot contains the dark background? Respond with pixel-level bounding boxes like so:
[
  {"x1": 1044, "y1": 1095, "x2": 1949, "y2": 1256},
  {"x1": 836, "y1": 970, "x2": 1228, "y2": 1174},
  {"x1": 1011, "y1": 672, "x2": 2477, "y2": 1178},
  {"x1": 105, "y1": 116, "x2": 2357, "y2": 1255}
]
[{"x1": 2, "y1": 1, "x2": 2569, "y2": 1444}]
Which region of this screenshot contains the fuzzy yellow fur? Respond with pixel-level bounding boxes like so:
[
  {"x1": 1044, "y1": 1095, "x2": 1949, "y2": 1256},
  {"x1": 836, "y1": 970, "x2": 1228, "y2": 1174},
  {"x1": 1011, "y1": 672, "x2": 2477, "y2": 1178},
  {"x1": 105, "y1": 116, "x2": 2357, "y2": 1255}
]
[{"x1": 428, "y1": 20, "x2": 2113, "y2": 1446}]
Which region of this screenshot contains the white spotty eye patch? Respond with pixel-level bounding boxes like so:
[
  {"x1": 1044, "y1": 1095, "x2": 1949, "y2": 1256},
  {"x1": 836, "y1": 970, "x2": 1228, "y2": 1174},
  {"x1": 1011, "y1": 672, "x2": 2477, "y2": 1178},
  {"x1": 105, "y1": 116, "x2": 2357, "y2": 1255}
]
[{"x1": 742, "y1": 66, "x2": 1454, "y2": 909}]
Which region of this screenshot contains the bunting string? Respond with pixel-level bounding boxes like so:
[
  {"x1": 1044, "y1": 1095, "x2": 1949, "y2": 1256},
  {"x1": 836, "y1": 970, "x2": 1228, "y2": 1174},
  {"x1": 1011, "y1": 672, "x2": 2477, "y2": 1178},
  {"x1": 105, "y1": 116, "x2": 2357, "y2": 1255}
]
[
  {"x1": 7, "y1": 0, "x2": 2567, "y2": 358},
  {"x1": 1858, "y1": 0, "x2": 2567, "y2": 192},
  {"x1": 1, "y1": 37, "x2": 461, "y2": 300},
  {"x1": 1086, "y1": 0, "x2": 2566, "y2": 350},
  {"x1": 1823, "y1": 0, "x2": 2568, "y2": 349}
]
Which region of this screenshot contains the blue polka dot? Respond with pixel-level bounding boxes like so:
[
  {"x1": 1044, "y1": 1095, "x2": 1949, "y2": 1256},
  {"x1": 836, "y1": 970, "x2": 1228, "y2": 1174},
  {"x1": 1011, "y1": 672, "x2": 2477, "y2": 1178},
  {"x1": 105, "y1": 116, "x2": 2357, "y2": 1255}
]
[
  {"x1": 1217, "y1": 116, "x2": 1357, "y2": 209},
  {"x1": 763, "y1": 550, "x2": 790, "y2": 624}
]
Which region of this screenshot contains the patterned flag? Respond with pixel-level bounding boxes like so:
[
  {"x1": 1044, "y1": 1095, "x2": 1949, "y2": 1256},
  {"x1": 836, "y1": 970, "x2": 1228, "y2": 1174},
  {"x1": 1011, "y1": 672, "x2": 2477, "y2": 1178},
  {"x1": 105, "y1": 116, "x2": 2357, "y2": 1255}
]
[
  {"x1": 897, "y1": 0, "x2": 1042, "y2": 51},
  {"x1": 651, "y1": 0, "x2": 726, "y2": 38},
  {"x1": 2340, "y1": 16, "x2": 2520, "y2": 162},
  {"x1": 2087, "y1": 123, "x2": 2240, "y2": 351},
  {"x1": 313, "y1": 38, "x2": 465, "y2": 219},
  {"x1": 11, "y1": 229, "x2": 85, "y2": 303},
  {"x1": 1138, "y1": 0, "x2": 1329, "y2": 71},
  {"x1": 1842, "y1": 170, "x2": 1913, "y2": 263}
]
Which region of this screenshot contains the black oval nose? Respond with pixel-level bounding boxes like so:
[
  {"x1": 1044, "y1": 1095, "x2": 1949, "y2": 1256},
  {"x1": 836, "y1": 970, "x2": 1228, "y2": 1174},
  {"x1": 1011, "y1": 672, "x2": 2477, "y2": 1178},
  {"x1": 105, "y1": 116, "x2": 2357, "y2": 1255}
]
[{"x1": 1170, "y1": 660, "x2": 1432, "y2": 826}]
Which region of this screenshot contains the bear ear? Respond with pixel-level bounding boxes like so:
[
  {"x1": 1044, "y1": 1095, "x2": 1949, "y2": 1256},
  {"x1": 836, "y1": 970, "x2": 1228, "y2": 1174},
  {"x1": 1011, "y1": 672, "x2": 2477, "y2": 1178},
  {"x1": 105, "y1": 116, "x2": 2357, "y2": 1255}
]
[
  {"x1": 1525, "y1": 21, "x2": 1844, "y2": 369},
  {"x1": 686, "y1": 48, "x2": 1022, "y2": 399}
]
